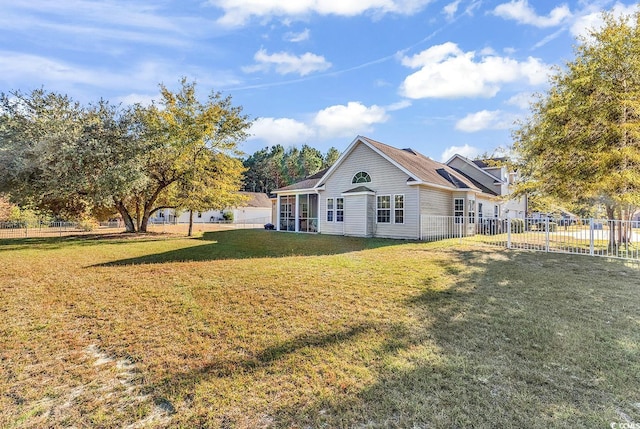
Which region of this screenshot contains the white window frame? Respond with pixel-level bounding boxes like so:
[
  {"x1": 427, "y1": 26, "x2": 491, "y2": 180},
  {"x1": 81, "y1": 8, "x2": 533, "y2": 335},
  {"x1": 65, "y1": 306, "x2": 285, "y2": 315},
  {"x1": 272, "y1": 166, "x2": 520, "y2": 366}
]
[
  {"x1": 327, "y1": 198, "x2": 334, "y2": 222},
  {"x1": 454, "y1": 198, "x2": 464, "y2": 224},
  {"x1": 336, "y1": 198, "x2": 344, "y2": 222},
  {"x1": 468, "y1": 199, "x2": 475, "y2": 224},
  {"x1": 394, "y1": 194, "x2": 404, "y2": 224},
  {"x1": 377, "y1": 195, "x2": 391, "y2": 223},
  {"x1": 352, "y1": 171, "x2": 372, "y2": 184},
  {"x1": 494, "y1": 205, "x2": 499, "y2": 218}
]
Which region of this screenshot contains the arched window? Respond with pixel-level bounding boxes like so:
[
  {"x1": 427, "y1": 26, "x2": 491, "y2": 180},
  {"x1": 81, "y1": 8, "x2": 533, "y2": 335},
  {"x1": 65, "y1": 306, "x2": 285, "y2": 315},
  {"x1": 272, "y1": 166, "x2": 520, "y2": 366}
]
[{"x1": 352, "y1": 171, "x2": 371, "y2": 184}]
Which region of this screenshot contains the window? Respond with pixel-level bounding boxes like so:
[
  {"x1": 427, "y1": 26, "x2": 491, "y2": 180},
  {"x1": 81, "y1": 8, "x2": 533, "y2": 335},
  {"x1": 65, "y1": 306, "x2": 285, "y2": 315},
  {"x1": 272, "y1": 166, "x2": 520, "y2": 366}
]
[
  {"x1": 454, "y1": 198, "x2": 464, "y2": 223},
  {"x1": 478, "y1": 203, "x2": 483, "y2": 221},
  {"x1": 336, "y1": 198, "x2": 344, "y2": 222},
  {"x1": 468, "y1": 200, "x2": 475, "y2": 224},
  {"x1": 352, "y1": 171, "x2": 372, "y2": 184},
  {"x1": 494, "y1": 205, "x2": 499, "y2": 218},
  {"x1": 327, "y1": 198, "x2": 334, "y2": 222},
  {"x1": 394, "y1": 195, "x2": 404, "y2": 224},
  {"x1": 377, "y1": 195, "x2": 391, "y2": 223}
]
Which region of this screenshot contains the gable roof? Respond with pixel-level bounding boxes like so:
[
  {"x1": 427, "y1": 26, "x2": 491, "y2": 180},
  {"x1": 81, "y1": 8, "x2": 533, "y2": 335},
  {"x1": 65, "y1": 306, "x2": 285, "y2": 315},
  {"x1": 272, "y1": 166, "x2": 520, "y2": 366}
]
[
  {"x1": 274, "y1": 136, "x2": 493, "y2": 195},
  {"x1": 446, "y1": 153, "x2": 506, "y2": 184},
  {"x1": 272, "y1": 168, "x2": 329, "y2": 192}
]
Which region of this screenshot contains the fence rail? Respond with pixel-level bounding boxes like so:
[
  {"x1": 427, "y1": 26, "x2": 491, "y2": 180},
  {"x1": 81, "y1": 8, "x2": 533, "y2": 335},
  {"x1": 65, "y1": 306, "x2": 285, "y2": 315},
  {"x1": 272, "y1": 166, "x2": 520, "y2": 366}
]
[
  {"x1": 0, "y1": 217, "x2": 272, "y2": 239},
  {"x1": 0, "y1": 221, "x2": 124, "y2": 239},
  {"x1": 421, "y1": 215, "x2": 640, "y2": 261}
]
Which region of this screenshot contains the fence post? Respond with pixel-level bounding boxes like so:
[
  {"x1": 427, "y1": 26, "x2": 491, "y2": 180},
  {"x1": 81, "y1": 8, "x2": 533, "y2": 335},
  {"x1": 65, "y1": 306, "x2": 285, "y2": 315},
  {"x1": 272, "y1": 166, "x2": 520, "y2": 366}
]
[
  {"x1": 589, "y1": 218, "x2": 594, "y2": 256},
  {"x1": 545, "y1": 217, "x2": 550, "y2": 253},
  {"x1": 458, "y1": 222, "x2": 462, "y2": 244},
  {"x1": 507, "y1": 218, "x2": 511, "y2": 249}
]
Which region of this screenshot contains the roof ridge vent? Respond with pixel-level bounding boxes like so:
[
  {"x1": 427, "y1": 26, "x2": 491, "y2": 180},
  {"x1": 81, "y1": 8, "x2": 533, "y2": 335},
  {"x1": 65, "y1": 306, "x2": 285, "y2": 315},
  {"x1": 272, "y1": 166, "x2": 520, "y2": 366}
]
[{"x1": 402, "y1": 148, "x2": 417, "y2": 155}]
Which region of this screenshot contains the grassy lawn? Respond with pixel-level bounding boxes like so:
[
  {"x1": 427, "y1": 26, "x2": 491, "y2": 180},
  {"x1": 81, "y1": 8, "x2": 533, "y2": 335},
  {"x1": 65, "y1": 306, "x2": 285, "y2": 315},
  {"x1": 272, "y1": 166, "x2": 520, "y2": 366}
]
[{"x1": 1, "y1": 230, "x2": 639, "y2": 428}]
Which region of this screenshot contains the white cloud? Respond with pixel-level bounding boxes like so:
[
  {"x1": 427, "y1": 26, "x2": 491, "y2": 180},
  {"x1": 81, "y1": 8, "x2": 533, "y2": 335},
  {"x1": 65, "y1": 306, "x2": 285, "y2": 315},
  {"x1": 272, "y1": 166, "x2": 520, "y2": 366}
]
[
  {"x1": 493, "y1": 1, "x2": 572, "y2": 28},
  {"x1": 284, "y1": 28, "x2": 310, "y2": 42},
  {"x1": 506, "y1": 92, "x2": 533, "y2": 109},
  {"x1": 209, "y1": 0, "x2": 433, "y2": 27},
  {"x1": 249, "y1": 101, "x2": 390, "y2": 144},
  {"x1": 385, "y1": 100, "x2": 412, "y2": 111},
  {"x1": 570, "y1": 2, "x2": 639, "y2": 37},
  {"x1": 455, "y1": 110, "x2": 517, "y2": 132},
  {"x1": 248, "y1": 117, "x2": 315, "y2": 145},
  {"x1": 313, "y1": 101, "x2": 389, "y2": 138},
  {"x1": 440, "y1": 144, "x2": 480, "y2": 162},
  {"x1": 243, "y1": 49, "x2": 331, "y2": 76},
  {"x1": 115, "y1": 93, "x2": 158, "y2": 106},
  {"x1": 399, "y1": 42, "x2": 550, "y2": 99},
  {"x1": 443, "y1": 0, "x2": 461, "y2": 19}
]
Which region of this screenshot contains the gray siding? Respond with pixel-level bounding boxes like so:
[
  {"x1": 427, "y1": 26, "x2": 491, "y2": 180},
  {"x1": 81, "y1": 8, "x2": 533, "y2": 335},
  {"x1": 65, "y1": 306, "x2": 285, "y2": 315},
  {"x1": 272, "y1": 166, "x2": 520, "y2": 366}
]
[
  {"x1": 343, "y1": 194, "x2": 367, "y2": 236},
  {"x1": 447, "y1": 157, "x2": 503, "y2": 195},
  {"x1": 319, "y1": 142, "x2": 420, "y2": 239},
  {"x1": 419, "y1": 187, "x2": 452, "y2": 216}
]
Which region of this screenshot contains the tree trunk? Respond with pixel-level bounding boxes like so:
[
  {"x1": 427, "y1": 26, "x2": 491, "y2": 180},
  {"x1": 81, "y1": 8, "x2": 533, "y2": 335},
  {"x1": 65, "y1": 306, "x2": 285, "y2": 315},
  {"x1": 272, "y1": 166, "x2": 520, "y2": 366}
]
[
  {"x1": 188, "y1": 210, "x2": 194, "y2": 237},
  {"x1": 114, "y1": 200, "x2": 136, "y2": 233}
]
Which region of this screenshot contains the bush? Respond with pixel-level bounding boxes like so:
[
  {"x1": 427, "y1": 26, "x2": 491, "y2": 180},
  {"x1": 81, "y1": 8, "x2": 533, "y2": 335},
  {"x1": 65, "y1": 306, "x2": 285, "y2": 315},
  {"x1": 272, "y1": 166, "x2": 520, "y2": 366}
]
[
  {"x1": 78, "y1": 218, "x2": 98, "y2": 231},
  {"x1": 510, "y1": 218, "x2": 525, "y2": 233},
  {"x1": 222, "y1": 211, "x2": 234, "y2": 222}
]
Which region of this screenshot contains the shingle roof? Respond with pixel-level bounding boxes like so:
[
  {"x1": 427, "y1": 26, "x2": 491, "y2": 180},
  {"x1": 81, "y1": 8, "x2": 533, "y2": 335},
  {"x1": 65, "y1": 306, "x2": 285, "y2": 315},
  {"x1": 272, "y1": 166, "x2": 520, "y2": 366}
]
[
  {"x1": 360, "y1": 137, "x2": 483, "y2": 192},
  {"x1": 274, "y1": 137, "x2": 496, "y2": 195},
  {"x1": 274, "y1": 177, "x2": 323, "y2": 192},
  {"x1": 239, "y1": 192, "x2": 272, "y2": 207},
  {"x1": 343, "y1": 186, "x2": 374, "y2": 193}
]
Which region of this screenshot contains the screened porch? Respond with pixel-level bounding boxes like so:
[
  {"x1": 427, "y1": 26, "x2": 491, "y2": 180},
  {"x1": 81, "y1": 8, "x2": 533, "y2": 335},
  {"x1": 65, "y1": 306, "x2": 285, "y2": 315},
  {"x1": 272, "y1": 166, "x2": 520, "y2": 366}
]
[{"x1": 277, "y1": 194, "x2": 319, "y2": 233}]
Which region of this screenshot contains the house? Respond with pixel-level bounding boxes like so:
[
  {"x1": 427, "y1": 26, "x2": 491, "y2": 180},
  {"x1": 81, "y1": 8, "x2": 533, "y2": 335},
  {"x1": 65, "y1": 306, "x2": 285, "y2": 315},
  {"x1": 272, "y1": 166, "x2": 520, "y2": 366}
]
[
  {"x1": 445, "y1": 154, "x2": 527, "y2": 219},
  {"x1": 272, "y1": 136, "x2": 524, "y2": 240},
  {"x1": 151, "y1": 192, "x2": 272, "y2": 224}
]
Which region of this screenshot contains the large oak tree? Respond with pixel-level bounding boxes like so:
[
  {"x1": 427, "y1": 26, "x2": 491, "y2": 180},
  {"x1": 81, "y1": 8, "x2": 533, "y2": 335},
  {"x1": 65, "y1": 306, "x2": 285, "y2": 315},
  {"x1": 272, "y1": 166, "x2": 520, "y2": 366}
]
[{"x1": 0, "y1": 79, "x2": 251, "y2": 232}]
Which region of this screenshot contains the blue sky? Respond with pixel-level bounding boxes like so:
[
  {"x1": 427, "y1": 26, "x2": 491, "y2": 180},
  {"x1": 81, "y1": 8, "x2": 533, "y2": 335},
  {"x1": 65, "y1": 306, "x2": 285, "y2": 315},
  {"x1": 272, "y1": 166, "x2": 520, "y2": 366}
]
[{"x1": 1, "y1": 1, "x2": 638, "y2": 161}]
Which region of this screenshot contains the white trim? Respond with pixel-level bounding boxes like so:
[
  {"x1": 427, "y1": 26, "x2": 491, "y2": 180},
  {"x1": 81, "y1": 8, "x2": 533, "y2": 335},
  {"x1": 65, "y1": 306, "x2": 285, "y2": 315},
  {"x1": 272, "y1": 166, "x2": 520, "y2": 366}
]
[
  {"x1": 336, "y1": 197, "x2": 344, "y2": 223},
  {"x1": 341, "y1": 190, "x2": 375, "y2": 196},
  {"x1": 394, "y1": 194, "x2": 405, "y2": 225},
  {"x1": 351, "y1": 170, "x2": 372, "y2": 184},
  {"x1": 326, "y1": 197, "x2": 334, "y2": 222},
  {"x1": 376, "y1": 194, "x2": 392, "y2": 224},
  {"x1": 273, "y1": 186, "x2": 324, "y2": 195}
]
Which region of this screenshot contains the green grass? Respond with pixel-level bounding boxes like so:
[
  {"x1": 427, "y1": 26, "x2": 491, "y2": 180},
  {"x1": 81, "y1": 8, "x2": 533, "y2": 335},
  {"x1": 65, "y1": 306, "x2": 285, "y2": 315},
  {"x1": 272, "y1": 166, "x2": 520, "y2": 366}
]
[{"x1": 1, "y1": 230, "x2": 639, "y2": 428}]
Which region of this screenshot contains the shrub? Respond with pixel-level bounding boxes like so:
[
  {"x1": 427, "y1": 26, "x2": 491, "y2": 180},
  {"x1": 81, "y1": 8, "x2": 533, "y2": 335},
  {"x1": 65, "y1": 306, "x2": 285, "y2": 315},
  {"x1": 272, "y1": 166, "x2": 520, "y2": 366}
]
[
  {"x1": 222, "y1": 211, "x2": 234, "y2": 222},
  {"x1": 78, "y1": 217, "x2": 98, "y2": 231},
  {"x1": 510, "y1": 218, "x2": 525, "y2": 233}
]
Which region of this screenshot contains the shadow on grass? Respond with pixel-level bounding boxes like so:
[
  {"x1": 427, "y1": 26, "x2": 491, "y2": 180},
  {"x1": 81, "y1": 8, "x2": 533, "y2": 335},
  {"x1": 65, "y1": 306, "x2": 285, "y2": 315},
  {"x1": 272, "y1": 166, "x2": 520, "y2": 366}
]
[
  {"x1": 262, "y1": 250, "x2": 640, "y2": 428},
  {"x1": 94, "y1": 229, "x2": 405, "y2": 266},
  {"x1": 152, "y1": 322, "x2": 377, "y2": 397},
  {"x1": 0, "y1": 232, "x2": 173, "y2": 252}
]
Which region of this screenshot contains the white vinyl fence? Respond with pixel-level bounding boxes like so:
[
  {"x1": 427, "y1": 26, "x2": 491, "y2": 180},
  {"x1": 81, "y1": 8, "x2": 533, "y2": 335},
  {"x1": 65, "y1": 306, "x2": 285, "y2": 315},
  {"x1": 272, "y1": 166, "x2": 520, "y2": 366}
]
[{"x1": 421, "y1": 215, "x2": 640, "y2": 261}]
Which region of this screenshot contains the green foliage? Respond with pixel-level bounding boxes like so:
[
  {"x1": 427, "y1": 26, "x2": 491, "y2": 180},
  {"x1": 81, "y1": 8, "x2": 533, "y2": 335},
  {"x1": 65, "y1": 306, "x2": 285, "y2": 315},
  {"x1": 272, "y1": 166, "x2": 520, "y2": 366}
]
[
  {"x1": 243, "y1": 144, "x2": 341, "y2": 193},
  {"x1": 512, "y1": 9, "x2": 640, "y2": 221},
  {"x1": 222, "y1": 211, "x2": 233, "y2": 222},
  {"x1": 510, "y1": 218, "x2": 525, "y2": 233},
  {"x1": 0, "y1": 79, "x2": 251, "y2": 233}
]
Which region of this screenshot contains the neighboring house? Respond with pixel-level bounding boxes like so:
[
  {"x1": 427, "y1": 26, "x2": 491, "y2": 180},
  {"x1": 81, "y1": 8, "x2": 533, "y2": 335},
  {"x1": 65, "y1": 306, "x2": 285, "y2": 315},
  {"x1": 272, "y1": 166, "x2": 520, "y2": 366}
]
[
  {"x1": 272, "y1": 136, "x2": 524, "y2": 240},
  {"x1": 151, "y1": 192, "x2": 272, "y2": 224},
  {"x1": 445, "y1": 154, "x2": 527, "y2": 219}
]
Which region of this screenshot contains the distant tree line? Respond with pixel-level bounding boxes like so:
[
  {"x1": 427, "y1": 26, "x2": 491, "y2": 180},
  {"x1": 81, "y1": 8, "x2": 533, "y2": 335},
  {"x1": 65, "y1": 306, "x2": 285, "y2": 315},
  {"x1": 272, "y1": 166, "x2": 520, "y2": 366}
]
[{"x1": 242, "y1": 145, "x2": 340, "y2": 194}]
